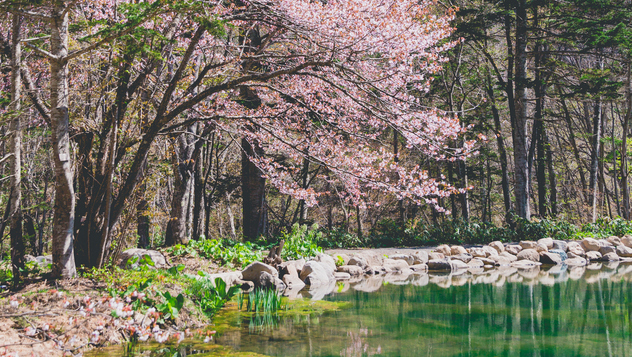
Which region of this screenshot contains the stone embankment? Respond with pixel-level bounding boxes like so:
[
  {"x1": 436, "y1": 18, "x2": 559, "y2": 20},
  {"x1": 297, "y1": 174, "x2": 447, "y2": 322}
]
[{"x1": 204, "y1": 235, "x2": 632, "y2": 298}]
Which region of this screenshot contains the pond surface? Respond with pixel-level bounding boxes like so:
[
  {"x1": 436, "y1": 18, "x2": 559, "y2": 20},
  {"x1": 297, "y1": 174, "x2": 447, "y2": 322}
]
[{"x1": 93, "y1": 262, "x2": 632, "y2": 356}]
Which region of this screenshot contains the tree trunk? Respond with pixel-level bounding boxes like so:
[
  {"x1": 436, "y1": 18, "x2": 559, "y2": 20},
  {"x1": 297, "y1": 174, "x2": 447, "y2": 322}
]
[
  {"x1": 165, "y1": 124, "x2": 198, "y2": 246},
  {"x1": 622, "y1": 62, "x2": 631, "y2": 219},
  {"x1": 546, "y1": 131, "x2": 558, "y2": 217},
  {"x1": 50, "y1": 2, "x2": 76, "y2": 278},
  {"x1": 136, "y1": 194, "x2": 150, "y2": 248},
  {"x1": 512, "y1": 0, "x2": 530, "y2": 220},
  {"x1": 590, "y1": 98, "x2": 603, "y2": 222},
  {"x1": 241, "y1": 138, "x2": 267, "y2": 242},
  {"x1": 486, "y1": 74, "x2": 512, "y2": 217},
  {"x1": 192, "y1": 148, "x2": 206, "y2": 240},
  {"x1": 9, "y1": 13, "x2": 24, "y2": 283}
]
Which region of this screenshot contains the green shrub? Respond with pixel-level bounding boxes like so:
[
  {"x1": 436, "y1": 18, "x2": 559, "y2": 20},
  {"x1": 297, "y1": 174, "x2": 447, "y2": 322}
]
[{"x1": 278, "y1": 223, "x2": 323, "y2": 260}]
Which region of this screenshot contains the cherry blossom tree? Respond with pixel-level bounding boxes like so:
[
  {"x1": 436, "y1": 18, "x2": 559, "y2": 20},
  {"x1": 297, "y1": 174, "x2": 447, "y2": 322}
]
[{"x1": 4, "y1": 0, "x2": 468, "y2": 271}]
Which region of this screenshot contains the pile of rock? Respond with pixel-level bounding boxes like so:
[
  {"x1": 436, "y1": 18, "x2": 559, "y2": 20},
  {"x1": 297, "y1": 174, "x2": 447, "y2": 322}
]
[{"x1": 417, "y1": 236, "x2": 632, "y2": 273}]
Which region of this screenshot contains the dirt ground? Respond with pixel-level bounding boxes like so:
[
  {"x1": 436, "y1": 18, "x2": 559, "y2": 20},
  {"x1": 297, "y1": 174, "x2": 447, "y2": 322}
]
[{"x1": 0, "y1": 252, "x2": 230, "y2": 357}]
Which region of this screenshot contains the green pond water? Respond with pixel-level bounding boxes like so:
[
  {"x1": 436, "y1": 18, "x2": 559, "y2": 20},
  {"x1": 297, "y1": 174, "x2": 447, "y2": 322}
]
[{"x1": 92, "y1": 262, "x2": 632, "y2": 356}]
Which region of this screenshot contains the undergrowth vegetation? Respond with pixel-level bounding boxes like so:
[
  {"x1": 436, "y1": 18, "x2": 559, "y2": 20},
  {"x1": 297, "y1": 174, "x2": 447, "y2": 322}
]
[
  {"x1": 164, "y1": 223, "x2": 322, "y2": 266},
  {"x1": 320, "y1": 217, "x2": 632, "y2": 248}
]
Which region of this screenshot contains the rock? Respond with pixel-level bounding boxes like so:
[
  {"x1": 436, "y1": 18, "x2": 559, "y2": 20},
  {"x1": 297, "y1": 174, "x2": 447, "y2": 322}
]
[
  {"x1": 348, "y1": 255, "x2": 368, "y2": 268},
  {"x1": 364, "y1": 266, "x2": 387, "y2": 275},
  {"x1": 520, "y1": 241, "x2": 537, "y2": 250},
  {"x1": 349, "y1": 252, "x2": 384, "y2": 268},
  {"x1": 314, "y1": 254, "x2": 337, "y2": 273},
  {"x1": 242, "y1": 262, "x2": 279, "y2": 282},
  {"x1": 334, "y1": 272, "x2": 351, "y2": 280},
  {"x1": 505, "y1": 244, "x2": 522, "y2": 255},
  {"x1": 548, "y1": 249, "x2": 568, "y2": 261},
  {"x1": 552, "y1": 240, "x2": 568, "y2": 252},
  {"x1": 451, "y1": 246, "x2": 468, "y2": 255},
  {"x1": 482, "y1": 246, "x2": 499, "y2": 257},
  {"x1": 410, "y1": 264, "x2": 428, "y2": 273},
  {"x1": 567, "y1": 241, "x2": 586, "y2": 257},
  {"x1": 616, "y1": 245, "x2": 632, "y2": 257},
  {"x1": 539, "y1": 252, "x2": 563, "y2": 265},
  {"x1": 451, "y1": 259, "x2": 469, "y2": 270},
  {"x1": 331, "y1": 254, "x2": 350, "y2": 266},
  {"x1": 278, "y1": 259, "x2": 306, "y2": 275},
  {"x1": 300, "y1": 261, "x2": 334, "y2": 286},
  {"x1": 25, "y1": 255, "x2": 53, "y2": 268},
  {"x1": 581, "y1": 238, "x2": 601, "y2": 252},
  {"x1": 468, "y1": 258, "x2": 484, "y2": 268},
  {"x1": 490, "y1": 255, "x2": 512, "y2": 266},
  {"x1": 281, "y1": 264, "x2": 305, "y2": 290},
  {"x1": 599, "y1": 252, "x2": 620, "y2": 262},
  {"x1": 383, "y1": 259, "x2": 410, "y2": 273},
  {"x1": 256, "y1": 271, "x2": 285, "y2": 290},
  {"x1": 470, "y1": 248, "x2": 487, "y2": 258},
  {"x1": 600, "y1": 245, "x2": 617, "y2": 255},
  {"x1": 511, "y1": 260, "x2": 542, "y2": 269},
  {"x1": 622, "y1": 235, "x2": 632, "y2": 248},
  {"x1": 412, "y1": 251, "x2": 429, "y2": 264},
  {"x1": 516, "y1": 249, "x2": 540, "y2": 262},
  {"x1": 499, "y1": 251, "x2": 518, "y2": 262},
  {"x1": 435, "y1": 244, "x2": 452, "y2": 256},
  {"x1": 607, "y1": 236, "x2": 622, "y2": 246},
  {"x1": 567, "y1": 251, "x2": 578, "y2": 258},
  {"x1": 585, "y1": 251, "x2": 602, "y2": 261},
  {"x1": 489, "y1": 241, "x2": 505, "y2": 253},
  {"x1": 538, "y1": 237, "x2": 554, "y2": 249},
  {"x1": 118, "y1": 249, "x2": 167, "y2": 269},
  {"x1": 535, "y1": 243, "x2": 548, "y2": 253},
  {"x1": 205, "y1": 271, "x2": 244, "y2": 287},
  {"x1": 389, "y1": 254, "x2": 415, "y2": 266},
  {"x1": 428, "y1": 252, "x2": 445, "y2": 260},
  {"x1": 240, "y1": 280, "x2": 255, "y2": 291},
  {"x1": 337, "y1": 265, "x2": 364, "y2": 276},
  {"x1": 427, "y1": 259, "x2": 452, "y2": 271},
  {"x1": 598, "y1": 239, "x2": 613, "y2": 247},
  {"x1": 450, "y1": 253, "x2": 473, "y2": 264},
  {"x1": 478, "y1": 257, "x2": 497, "y2": 266}
]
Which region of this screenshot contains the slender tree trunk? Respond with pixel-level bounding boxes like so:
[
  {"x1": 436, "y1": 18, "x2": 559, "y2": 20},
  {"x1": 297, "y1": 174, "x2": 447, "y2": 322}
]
[
  {"x1": 546, "y1": 131, "x2": 558, "y2": 217},
  {"x1": 192, "y1": 148, "x2": 205, "y2": 240},
  {"x1": 136, "y1": 195, "x2": 150, "y2": 248},
  {"x1": 622, "y1": 62, "x2": 631, "y2": 219},
  {"x1": 356, "y1": 205, "x2": 363, "y2": 239},
  {"x1": 590, "y1": 98, "x2": 603, "y2": 222},
  {"x1": 50, "y1": 2, "x2": 76, "y2": 278},
  {"x1": 9, "y1": 13, "x2": 25, "y2": 283},
  {"x1": 513, "y1": 0, "x2": 530, "y2": 220},
  {"x1": 486, "y1": 74, "x2": 512, "y2": 217},
  {"x1": 241, "y1": 138, "x2": 267, "y2": 242},
  {"x1": 298, "y1": 157, "x2": 310, "y2": 224}
]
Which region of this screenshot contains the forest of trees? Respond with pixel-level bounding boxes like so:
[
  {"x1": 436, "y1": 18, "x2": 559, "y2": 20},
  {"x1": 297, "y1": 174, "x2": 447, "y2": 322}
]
[{"x1": 1, "y1": 0, "x2": 632, "y2": 280}]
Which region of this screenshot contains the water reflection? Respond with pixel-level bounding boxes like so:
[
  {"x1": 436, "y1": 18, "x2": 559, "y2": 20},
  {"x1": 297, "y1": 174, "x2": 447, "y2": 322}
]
[
  {"x1": 93, "y1": 262, "x2": 632, "y2": 356},
  {"x1": 213, "y1": 262, "x2": 632, "y2": 356}
]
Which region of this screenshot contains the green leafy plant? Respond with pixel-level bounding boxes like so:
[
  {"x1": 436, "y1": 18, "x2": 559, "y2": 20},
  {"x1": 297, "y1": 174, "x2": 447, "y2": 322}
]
[
  {"x1": 156, "y1": 291, "x2": 184, "y2": 319},
  {"x1": 188, "y1": 274, "x2": 240, "y2": 317},
  {"x1": 279, "y1": 223, "x2": 323, "y2": 260}
]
